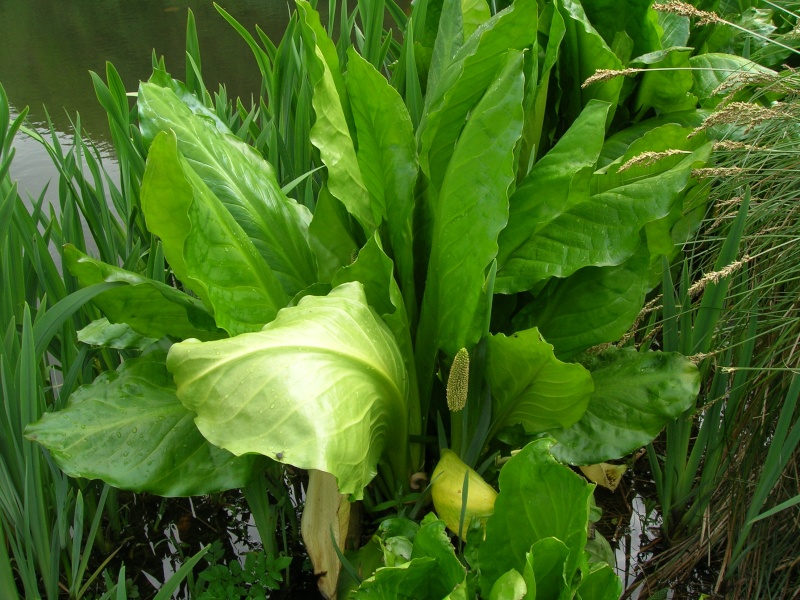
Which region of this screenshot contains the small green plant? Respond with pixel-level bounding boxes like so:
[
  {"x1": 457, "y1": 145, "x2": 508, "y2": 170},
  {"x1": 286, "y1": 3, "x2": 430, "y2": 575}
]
[{"x1": 193, "y1": 540, "x2": 292, "y2": 599}]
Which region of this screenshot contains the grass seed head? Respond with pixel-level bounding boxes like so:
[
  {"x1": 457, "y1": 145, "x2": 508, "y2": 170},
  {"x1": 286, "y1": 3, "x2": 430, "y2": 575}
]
[
  {"x1": 582, "y1": 68, "x2": 639, "y2": 88},
  {"x1": 652, "y1": 1, "x2": 721, "y2": 26},
  {"x1": 618, "y1": 150, "x2": 692, "y2": 173}
]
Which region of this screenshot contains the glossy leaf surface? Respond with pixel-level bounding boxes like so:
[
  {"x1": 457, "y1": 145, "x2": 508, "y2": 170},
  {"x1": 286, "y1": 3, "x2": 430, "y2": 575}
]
[
  {"x1": 64, "y1": 244, "x2": 222, "y2": 341},
  {"x1": 308, "y1": 185, "x2": 359, "y2": 282},
  {"x1": 167, "y1": 282, "x2": 409, "y2": 498},
  {"x1": 331, "y1": 235, "x2": 421, "y2": 462},
  {"x1": 419, "y1": 50, "x2": 525, "y2": 357},
  {"x1": 486, "y1": 329, "x2": 594, "y2": 436},
  {"x1": 632, "y1": 47, "x2": 698, "y2": 115},
  {"x1": 488, "y1": 569, "x2": 526, "y2": 600},
  {"x1": 556, "y1": 0, "x2": 623, "y2": 124},
  {"x1": 526, "y1": 537, "x2": 570, "y2": 599},
  {"x1": 77, "y1": 318, "x2": 157, "y2": 350},
  {"x1": 515, "y1": 245, "x2": 651, "y2": 359},
  {"x1": 552, "y1": 348, "x2": 700, "y2": 464},
  {"x1": 497, "y1": 100, "x2": 610, "y2": 294},
  {"x1": 688, "y1": 53, "x2": 776, "y2": 101},
  {"x1": 479, "y1": 439, "x2": 594, "y2": 595},
  {"x1": 409, "y1": 515, "x2": 468, "y2": 599},
  {"x1": 579, "y1": 0, "x2": 661, "y2": 58},
  {"x1": 419, "y1": 0, "x2": 537, "y2": 191},
  {"x1": 138, "y1": 81, "x2": 316, "y2": 297},
  {"x1": 141, "y1": 131, "x2": 289, "y2": 336},
  {"x1": 498, "y1": 102, "x2": 702, "y2": 293},
  {"x1": 352, "y1": 558, "x2": 438, "y2": 599},
  {"x1": 575, "y1": 563, "x2": 623, "y2": 600},
  {"x1": 25, "y1": 352, "x2": 262, "y2": 496},
  {"x1": 346, "y1": 48, "x2": 418, "y2": 315},
  {"x1": 297, "y1": 1, "x2": 375, "y2": 230}
]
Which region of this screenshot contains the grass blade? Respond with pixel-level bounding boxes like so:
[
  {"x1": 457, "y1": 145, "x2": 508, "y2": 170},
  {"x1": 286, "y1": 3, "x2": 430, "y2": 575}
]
[{"x1": 152, "y1": 544, "x2": 210, "y2": 600}]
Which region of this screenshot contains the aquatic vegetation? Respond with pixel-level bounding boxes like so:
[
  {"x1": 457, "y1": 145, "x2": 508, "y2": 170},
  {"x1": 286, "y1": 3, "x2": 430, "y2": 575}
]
[{"x1": 5, "y1": 0, "x2": 799, "y2": 596}]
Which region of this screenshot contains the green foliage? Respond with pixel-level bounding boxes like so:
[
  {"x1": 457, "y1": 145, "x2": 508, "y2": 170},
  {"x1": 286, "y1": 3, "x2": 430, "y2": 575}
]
[
  {"x1": 26, "y1": 350, "x2": 265, "y2": 496},
  {"x1": 167, "y1": 282, "x2": 410, "y2": 498},
  {"x1": 195, "y1": 540, "x2": 292, "y2": 599},
  {"x1": 551, "y1": 347, "x2": 700, "y2": 464},
  {"x1": 486, "y1": 329, "x2": 594, "y2": 436},
  {"x1": 10, "y1": 0, "x2": 800, "y2": 596},
  {"x1": 354, "y1": 441, "x2": 621, "y2": 599}
]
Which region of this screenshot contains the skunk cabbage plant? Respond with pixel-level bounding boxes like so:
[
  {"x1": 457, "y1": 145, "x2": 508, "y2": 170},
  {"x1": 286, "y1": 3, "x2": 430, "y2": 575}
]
[{"x1": 24, "y1": 0, "x2": 751, "y2": 595}]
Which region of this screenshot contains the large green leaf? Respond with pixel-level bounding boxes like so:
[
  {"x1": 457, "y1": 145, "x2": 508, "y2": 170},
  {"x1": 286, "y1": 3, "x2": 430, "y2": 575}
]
[
  {"x1": 497, "y1": 100, "x2": 610, "y2": 294},
  {"x1": 598, "y1": 110, "x2": 708, "y2": 168},
  {"x1": 688, "y1": 53, "x2": 776, "y2": 102},
  {"x1": 579, "y1": 0, "x2": 661, "y2": 58},
  {"x1": 575, "y1": 563, "x2": 623, "y2": 600},
  {"x1": 331, "y1": 235, "x2": 422, "y2": 466},
  {"x1": 352, "y1": 513, "x2": 468, "y2": 598},
  {"x1": 486, "y1": 329, "x2": 594, "y2": 437},
  {"x1": 141, "y1": 131, "x2": 289, "y2": 336},
  {"x1": 497, "y1": 109, "x2": 703, "y2": 294},
  {"x1": 632, "y1": 47, "x2": 698, "y2": 116},
  {"x1": 551, "y1": 347, "x2": 700, "y2": 464},
  {"x1": 308, "y1": 184, "x2": 359, "y2": 282},
  {"x1": 488, "y1": 569, "x2": 526, "y2": 600},
  {"x1": 418, "y1": 50, "x2": 525, "y2": 360},
  {"x1": 297, "y1": 1, "x2": 375, "y2": 231},
  {"x1": 345, "y1": 48, "x2": 418, "y2": 319},
  {"x1": 461, "y1": 0, "x2": 491, "y2": 39},
  {"x1": 479, "y1": 438, "x2": 594, "y2": 595},
  {"x1": 166, "y1": 282, "x2": 409, "y2": 498},
  {"x1": 352, "y1": 558, "x2": 439, "y2": 599},
  {"x1": 514, "y1": 244, "x2": 651, "y2": 360},
  {"x1": 596, "y1": 123, "x2": 707, "y2": 181},
  {"x1": 409, "y1": 515, "x2": 467, "y2": 599},
  {"x1": 64, "y1": 245, "x2": 222, "y2": 341},
  {"x1": 77, "y1": 318, "x2": 157, "y2": 350},
  {"x1": 419, "y1": 0, "x2": 537, "y2": 192},
  {"x1": 658, "y1": 11, "x2": 689, "y2": 48},
  {"x1": 526, "y1": 538, "x2": 570, "y2": 599},
  {"x1": 519, "y1": 2, "x2": 565, "y2": 173},
  {"x1": 138, "y1": 81, "x2": 316, "y2": 297},
  {"x1": 425, "y1": 0, "x2": 466, "y2": 102},
  {"x1": 556, "y1": 0, "x2": 623, "y2": 125},
  {"x1": 24, "y1": 352, "x2": 263, "y2": 496}
]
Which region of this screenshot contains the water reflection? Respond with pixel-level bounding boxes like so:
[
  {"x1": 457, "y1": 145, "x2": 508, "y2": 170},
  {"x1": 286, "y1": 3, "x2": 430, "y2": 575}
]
[
  {"x1": 1, "y1": 0, "x2": 294, "y2": 136},
  {"x1": 1, "y1": 0, "x2": 299, "y2": 203}
]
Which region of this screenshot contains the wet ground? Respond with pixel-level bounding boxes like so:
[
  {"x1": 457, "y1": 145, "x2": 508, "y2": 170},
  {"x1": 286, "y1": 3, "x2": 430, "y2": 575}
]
[
  {"x1": 91, "y1": 488, "x2": 317, "y2": 599},
  {"x1": 88, "y1": 456, "x2": 727, "y2": 599}
]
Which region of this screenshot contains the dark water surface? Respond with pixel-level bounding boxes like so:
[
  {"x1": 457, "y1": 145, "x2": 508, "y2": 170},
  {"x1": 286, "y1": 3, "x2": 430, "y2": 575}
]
[{"x1": 1, "y1": 0, "x2": 298, "y2": 203}]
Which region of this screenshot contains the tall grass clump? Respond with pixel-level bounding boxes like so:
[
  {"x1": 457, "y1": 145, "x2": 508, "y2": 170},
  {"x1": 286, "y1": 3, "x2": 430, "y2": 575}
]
[
  {"x1": 0, "y1": 81, "x2": 122, "y2": 598},
  {"x1": 629, "y1": 68, "x2": 800, "y2": 598},
  {"x1": 1, "y1": 78, "x2": 210, "y2": 597}
]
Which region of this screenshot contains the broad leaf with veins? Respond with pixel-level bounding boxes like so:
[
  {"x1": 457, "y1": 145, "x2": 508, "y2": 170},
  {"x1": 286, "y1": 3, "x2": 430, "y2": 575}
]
[
  {"x1": 167, "y1": 282, "x2": 409, "y2": 498},
  {"x1": 24, "y1": 352, "x2": 263, "y2": 496}
]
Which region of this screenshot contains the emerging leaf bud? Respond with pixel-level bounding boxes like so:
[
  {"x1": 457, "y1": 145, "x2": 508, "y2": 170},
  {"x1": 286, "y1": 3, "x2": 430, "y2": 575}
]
[{"x1": 447, "y1": 348, "x2": 470, "y2": 412}]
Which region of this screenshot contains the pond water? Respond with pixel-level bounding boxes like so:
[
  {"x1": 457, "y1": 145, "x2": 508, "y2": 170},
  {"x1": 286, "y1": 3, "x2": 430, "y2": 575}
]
[{"x1": 1, "y1": 0, "x2": 301, "y2": 205}]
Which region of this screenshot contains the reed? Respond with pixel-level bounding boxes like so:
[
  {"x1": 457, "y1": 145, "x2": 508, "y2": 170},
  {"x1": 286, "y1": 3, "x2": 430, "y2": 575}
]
[
  {"x1": 1, "y1": 82, "x2": 121, "y2": 598},
  {"x1": 629, "y1": 68, "x2": 800, "y2": 598}
]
